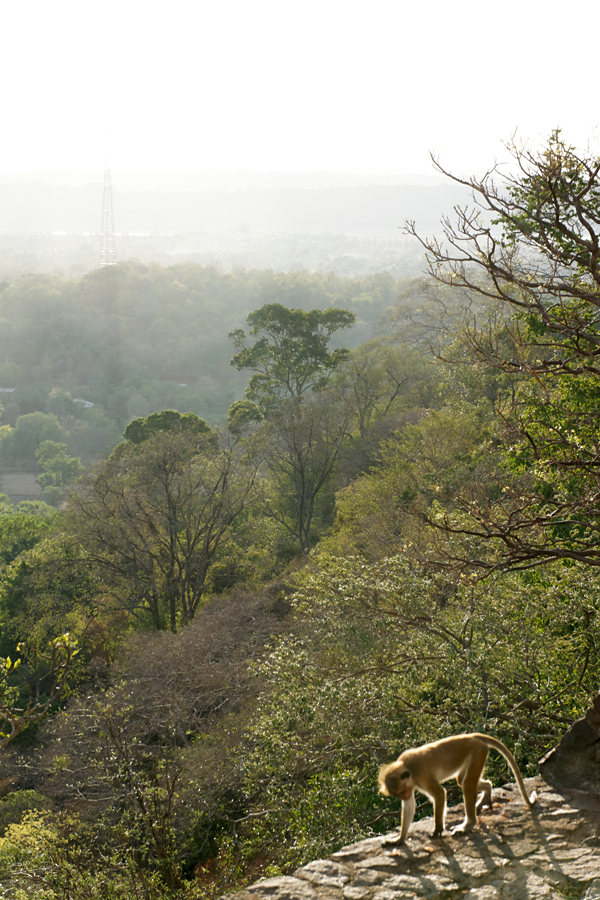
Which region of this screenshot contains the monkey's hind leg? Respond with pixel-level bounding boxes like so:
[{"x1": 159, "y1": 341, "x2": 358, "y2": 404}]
[
  {"x1": 451, "y1": 760, "x2": 485, "y2": 836},
  {"x1": 475, "y1": 777, "x2": 493, "y2": 813}
]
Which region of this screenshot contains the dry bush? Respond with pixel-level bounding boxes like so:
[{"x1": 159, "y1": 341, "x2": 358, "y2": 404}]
[
  {"x1": 115, "y1": 583, "x2": 293, "y2": 727},
  {"x1": 0, "y1": 585, "x2": 295, "y2": 885},
  {"x1": 6, "y1": 585, "x2": 293, "y2": 812}
]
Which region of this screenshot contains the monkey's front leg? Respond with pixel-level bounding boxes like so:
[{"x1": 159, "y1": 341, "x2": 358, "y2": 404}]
[
  {"x1": 430, "y1": 784, "x2": 447, "y2": 838},
  {"x1": 398, "y1": 793, "x2": 416, "y2": 843}
]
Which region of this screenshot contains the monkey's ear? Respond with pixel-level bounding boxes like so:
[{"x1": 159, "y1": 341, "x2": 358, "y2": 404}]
[{"x1": 400, "y1": 770, "x2": 410, "y2": 780}]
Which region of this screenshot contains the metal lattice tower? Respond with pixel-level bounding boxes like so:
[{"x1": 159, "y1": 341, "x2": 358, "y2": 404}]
[{"x1": 99, "y1": 156, "x2": 117, "y2": 267}]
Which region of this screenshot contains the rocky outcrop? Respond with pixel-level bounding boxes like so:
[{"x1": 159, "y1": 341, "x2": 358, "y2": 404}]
[
  {"x1": 539, "y1": 694, "x2": 600, "y2": 795},
  {"x1": 222, "y1": 697, "x2": 600, "y2": 900},
  {"x1": 222, "y1": 779, "x2": 600, "y2": 900}
]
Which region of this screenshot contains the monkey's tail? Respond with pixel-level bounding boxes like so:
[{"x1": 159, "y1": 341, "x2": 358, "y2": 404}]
[{"x1": 478, "y1": 734, "x2": 537, "y2": 810}]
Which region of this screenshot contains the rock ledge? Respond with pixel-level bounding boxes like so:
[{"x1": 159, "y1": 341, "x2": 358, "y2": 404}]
[{"x1": 221, "y1": 779, "x2": 600, "y2": 900}]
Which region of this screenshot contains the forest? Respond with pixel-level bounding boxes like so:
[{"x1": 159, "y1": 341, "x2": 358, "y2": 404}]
[
  {"x1": 0, "y1": 132, "x2": 599, "y2": 899},
  {"x1": 0, "y1": 263, "x2": 419, "y2": 447}
]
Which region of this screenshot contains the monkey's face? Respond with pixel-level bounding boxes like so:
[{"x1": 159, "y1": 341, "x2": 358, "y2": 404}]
[
  {"x1": 393, "y1": 770, "x2": 414, "y2": 800},
  {"x1": 379, "y1": 762, "x2": 414, "y2": 799}
]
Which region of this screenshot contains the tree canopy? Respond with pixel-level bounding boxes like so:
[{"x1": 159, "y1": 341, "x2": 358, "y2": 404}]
[
  {"x1": 408, "y1": 132, "x2": 600, "y2": 572},
  {"x1": 66, "y1": 414, "x2": 258, "y2": 630},
  {"x1": 123, "y1": 409, "x2": 214, "y2": 444},
  {"x1": 229, "y1": 303, "x2": 355, "y2": 407}
]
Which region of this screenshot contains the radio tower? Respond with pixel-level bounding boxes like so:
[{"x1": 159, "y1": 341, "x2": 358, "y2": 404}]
[{"x1": 99, "y1": 156, "x2": 117, "y2": 267}]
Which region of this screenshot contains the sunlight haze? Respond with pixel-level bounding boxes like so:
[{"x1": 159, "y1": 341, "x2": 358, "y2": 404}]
[{"x1": 2, "y1": 0, "x2": 598, "y2": 182}]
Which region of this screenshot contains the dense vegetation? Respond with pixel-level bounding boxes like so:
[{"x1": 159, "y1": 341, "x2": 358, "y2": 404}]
[
  {"x1": 0, "y1": 264, "x2": 416, "y2": 457},
  {"x1": 1, "y1": 133, "x2": 599, "y2": 899}
]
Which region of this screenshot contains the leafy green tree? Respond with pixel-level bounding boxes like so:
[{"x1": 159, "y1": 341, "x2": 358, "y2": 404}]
[
  {"x1": 14, "y1": 500, "x2": 57, "y2": 520},
  {"x1": 0, "y1": 494, "x2": 14, "y2": 516},
  {"x1": 66, "y1": 414, "x2": 259, "y2": 631},
  {"x1": 122, "y1": 408, "x2": 215, "y2": 444},
  {"x1": 0, "y1": 535, "x2": 103, "y2": 663},
  {"x1": 1, "y1": 412, "x2": 66, "y2": 460},
  {"x1": 328, "y1": 337, "x2": 446, "y2": 481},
  {"x1": 325, "y1": 402, "x2": 497, "y2": 571},
  {"x1": 229, "y1": 305, "x2": 356, "y2": 552},
  {"x1": 257, "y1": 393, "x2": 352, "y2": 552},
  {"x1": 0, "y1": 790, "x2": 51, "y2": 836},
  {"x1": 229, "y1": 303, "x2": 355, "y2": 408},
  {"x1": 35, "y1": 440, "x2": 83, "y2": 505},
  {"x1": 0, "y1": 512, "x2": 50, "y2": 566},
  {"x1": 408, "y1": 131, "x2": 600, "y2": 571},
  {"x1": 226, "y1": 399, "x2": 264, "y2": 438}
]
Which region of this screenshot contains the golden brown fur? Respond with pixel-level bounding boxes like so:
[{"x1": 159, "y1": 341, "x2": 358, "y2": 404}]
[{"x1": 378, "y1": 732, "x2": 536, "y2": 842}]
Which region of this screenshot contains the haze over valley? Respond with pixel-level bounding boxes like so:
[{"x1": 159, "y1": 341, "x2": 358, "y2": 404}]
[
  {"x1": 0, "y1": 170, "x2": 473, "y2": 277},
  {"x1": 1, "y1": 0, "x2": 600, "y2": 897}
]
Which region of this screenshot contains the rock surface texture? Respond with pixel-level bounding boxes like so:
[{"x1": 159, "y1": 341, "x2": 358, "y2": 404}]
[
  {"x1": 222, "y1": 779, "x2": 600, "y2": 900},
  {"x1": 540, "y1": 694, "x2": 600, "y2": 795}
]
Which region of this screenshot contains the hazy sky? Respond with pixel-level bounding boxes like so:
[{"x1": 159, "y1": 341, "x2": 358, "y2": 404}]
[{"x1": 2, "y1": 0, "x2": 597, "y2": 180}]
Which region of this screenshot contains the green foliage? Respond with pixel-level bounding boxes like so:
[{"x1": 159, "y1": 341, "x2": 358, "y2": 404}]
[
  {"x1": 332, "y1": 337, "x2": 442, "y2": 438},
  {"x1": 67, "y1": 422, "x2": 259, "y2": 630},
  {"x1": 0, "y1": 492, "x2": 14, "y2": 516},
  {"x1": 205, "y1": 511, "x2": 297, "y2": 590},
  {"x1": 35, "y1": 440, "x2": 83, "y2": 505},
  {"x1": 327, "y1": 401, "x2": 496, "y2": 564},
  {"x1": 226, "y1": 400, "x2": 263, "y2": 438},
  {"x1": 0, "y1": 633, "x2": 78, "y2": 747},
  {"x1": 1, "y1": 412, "x2": 66, "y2": 460},
  {"x1": 233, "y1": 553, "x2": 598, "y2": 867},
  {"x1": 123, "y1": 409, "x2": 214, "y2": 444},
  {"x1": 229, "y1": 303, "x2": 355, "y2": 407},
  {"x1": 0, "y1": 790, "x2": 51, "y2": 836},
  {"x1": 15, "y1": 500, "x2": 58, "y2": 520},
  {"x1": 0, "y1": 512, "x2": 50, "y2": 566},
  {"x1": 243, "y1": 765, "x2": 383, "y2": 868},
  {"x1": 0, "y1": 536, "x2": 98, "y2": 664},
  {"x1": 499, "y1": 130, "x2": 600, "y2": 269},
  {"x1": 0, "y1": 810, "x2": 197, "y2": 899},
  {"x1": 411, "y1": 132, "x2": 600, "y2": 571}
]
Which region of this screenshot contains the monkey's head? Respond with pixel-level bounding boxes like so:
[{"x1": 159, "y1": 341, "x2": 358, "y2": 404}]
[{"x1": 378, "y1": 763, "x2": 413, "y2": 800}]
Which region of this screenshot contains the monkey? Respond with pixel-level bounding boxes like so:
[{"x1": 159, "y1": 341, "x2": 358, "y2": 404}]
[{"x1": 378, "y1": 733, "x2": 536, "y2": 843}]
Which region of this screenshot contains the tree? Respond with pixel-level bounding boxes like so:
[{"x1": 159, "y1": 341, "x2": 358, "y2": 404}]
[
  {"x1": 66, "y1": 413, "x2": 258, "y2": 631},
  {"x1": 229, "y1": 303, "x2": 355, "y2": 408},
  {"x1": 0, "y1": 511, "x2": 50, "y2": 566},
  {"x1": 407, "y1": 132, "x2": 600, "y2": 571},
  {"x1": 2, "y1": 413, "x2": 66, "y2": 460},
  {"x1": 328, "y1": 404, "x2": 493, "y2": 565},
  {"x1": 331, "y1": 338, "x2": 418, "y2": 438},
  {"x1": 258, "y1": 393, "x2": 352, "y2": 552},
  {"x1": 229, "y1": 304, "x2": 356, "y2": 552},
  {"x1": 327, "y1": 337, "x2": 445, "y2": 480},
  {"x1": 122, "y1": 408, "x2": 215, "y2": 444},
  {"x1": 35, "y1": 441, "x2": 83, "y2": 505}
]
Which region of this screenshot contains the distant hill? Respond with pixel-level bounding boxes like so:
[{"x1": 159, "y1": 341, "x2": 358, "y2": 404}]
[{"x1": 0, "y1": 182, "x2": 471, "y2": 235}]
